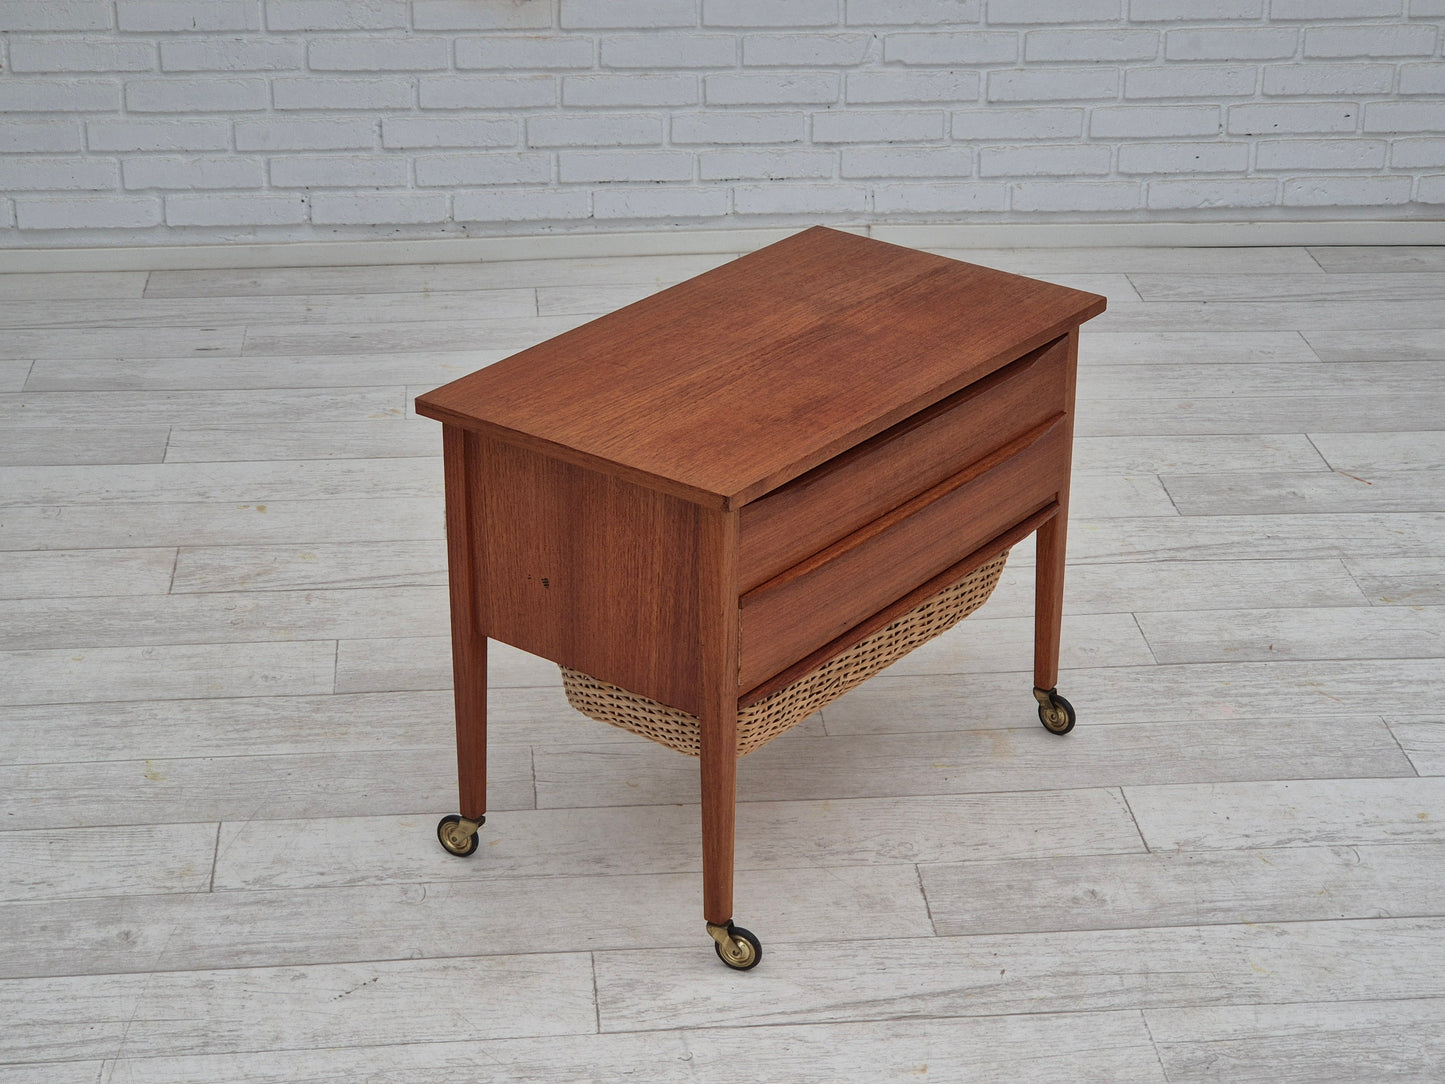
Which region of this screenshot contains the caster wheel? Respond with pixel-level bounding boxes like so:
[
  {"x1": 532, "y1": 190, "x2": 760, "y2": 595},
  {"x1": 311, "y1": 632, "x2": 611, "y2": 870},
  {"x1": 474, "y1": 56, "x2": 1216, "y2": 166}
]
[
  {"x1": 709, "y1": 922, "x2": 762, "y2": 971},
  {"x1": 1035, "y1": 688, "x2": 1076, "y2": 735},
  {"x1": 436, "y1": 814, "x2": 482, "y2": 857}
]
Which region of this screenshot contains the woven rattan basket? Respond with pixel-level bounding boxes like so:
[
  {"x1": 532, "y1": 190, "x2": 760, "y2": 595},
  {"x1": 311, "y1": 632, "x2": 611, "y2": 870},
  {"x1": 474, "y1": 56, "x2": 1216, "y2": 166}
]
[{"x1": 561, "y1": 549, "x2": 1009, "y2": 758}]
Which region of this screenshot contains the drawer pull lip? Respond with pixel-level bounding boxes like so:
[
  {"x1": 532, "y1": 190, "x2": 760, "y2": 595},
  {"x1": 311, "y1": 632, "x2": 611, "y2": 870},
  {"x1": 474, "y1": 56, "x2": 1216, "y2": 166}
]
[{"x1": 741, "y1": 411, "x2": 1065, "y2": 605}]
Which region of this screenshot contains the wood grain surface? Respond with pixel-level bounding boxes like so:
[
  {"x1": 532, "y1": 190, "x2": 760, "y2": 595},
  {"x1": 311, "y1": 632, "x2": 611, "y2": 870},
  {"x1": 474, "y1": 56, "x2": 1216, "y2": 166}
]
[{"x1": 417, "y1": 226, "x2": 1104, "y2": 504}]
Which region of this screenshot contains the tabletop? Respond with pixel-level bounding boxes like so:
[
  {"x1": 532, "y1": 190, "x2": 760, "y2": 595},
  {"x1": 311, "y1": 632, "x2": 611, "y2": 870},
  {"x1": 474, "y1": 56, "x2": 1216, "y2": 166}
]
[{"x1": 414, "y1": 226, "x2": 1106, "y2": 508}]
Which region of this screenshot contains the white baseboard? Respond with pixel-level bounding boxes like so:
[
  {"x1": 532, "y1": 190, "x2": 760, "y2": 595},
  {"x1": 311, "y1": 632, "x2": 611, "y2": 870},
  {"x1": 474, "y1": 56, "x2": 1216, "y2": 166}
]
[{"x1": 0, "y1": 219, "x2": 1441, "y2": 273}]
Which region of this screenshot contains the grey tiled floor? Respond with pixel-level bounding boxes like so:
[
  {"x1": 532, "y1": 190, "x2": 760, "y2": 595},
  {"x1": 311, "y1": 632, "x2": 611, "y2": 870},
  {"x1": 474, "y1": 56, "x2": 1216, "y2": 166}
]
[{"x1": 2, "y1": 243, "x2": 1443, "y2": 1081}]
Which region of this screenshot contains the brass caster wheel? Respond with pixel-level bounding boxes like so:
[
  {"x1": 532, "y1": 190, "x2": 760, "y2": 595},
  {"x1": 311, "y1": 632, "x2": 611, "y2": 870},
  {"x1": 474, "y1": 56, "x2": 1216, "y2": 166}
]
[
  {"x1": 707, "y1": 920, "x2": 762, "y2": 971},
  {"x1": 1034, "y1": 687, "x2": 1076, "y2": 735},
  {"x1": 437, "y1": 814, "x2": 484, "y2": 857}
]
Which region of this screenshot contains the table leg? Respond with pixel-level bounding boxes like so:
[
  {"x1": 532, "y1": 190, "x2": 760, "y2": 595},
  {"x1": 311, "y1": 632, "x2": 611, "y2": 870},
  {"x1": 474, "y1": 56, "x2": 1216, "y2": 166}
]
[
  {"x1": 437, "y1": 426, "x2": 488, "y2": 855},
  {"x1": 699, "y1": 702, "x2": 737, "y2": 929},
  {"x1": 1034, "y1": 509, "x2": 1066, "y2": 694},
  {"x1": 1033, "y1": 508, "x2": 1077, "y2": 735},
  {"x1": 452, "y1": 633, "x2": 488, "y2": 824},
  {"x1": 697, "y1": 507, "x2": 760, "y2": 969}
]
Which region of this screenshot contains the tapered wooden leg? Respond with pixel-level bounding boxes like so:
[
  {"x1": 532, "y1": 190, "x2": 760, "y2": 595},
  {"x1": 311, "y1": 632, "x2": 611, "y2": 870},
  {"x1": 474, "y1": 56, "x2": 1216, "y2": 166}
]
[
  {"x1": 452, "y1": 633, "x2": 488, "y2": 822},
  {"x1": 697, "y1": 505, "x2": 740, "y2": 926},
  {"x1": 442, "y1": 426, "x2": 487, "y2": 825},
  {"x1": 696, "y1": 507, "x2": 760, "y2": 968},
  {"x1": 699, "y1": 701, "x2": 737, "y2": 927},
  {"x1": 1034, "y1": 509, "x2": 1066, "y2": 693},
  {"x1": 1033, "y1": 506, "x2": 1077, "y2": 735}
]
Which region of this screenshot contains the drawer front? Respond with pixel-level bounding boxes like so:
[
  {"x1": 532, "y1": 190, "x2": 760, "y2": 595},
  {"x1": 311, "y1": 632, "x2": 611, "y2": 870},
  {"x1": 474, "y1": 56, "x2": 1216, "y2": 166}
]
[
  {"x1": 738, "y1": 334, "x2": 1069, "y2": 593},
  {"x1": 738, "y1": 418, "x2": 1069, "y2": 693}
]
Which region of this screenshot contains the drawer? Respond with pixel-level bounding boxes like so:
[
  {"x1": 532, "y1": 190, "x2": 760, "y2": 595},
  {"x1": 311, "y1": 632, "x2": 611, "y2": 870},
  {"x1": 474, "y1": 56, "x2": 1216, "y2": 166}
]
[
  {"x1": 737, "y1": 416, "x2": 1069, "y2": 693},
  {"x1": 738, "y1": 334, "x2": 1070, "y2": 593}
]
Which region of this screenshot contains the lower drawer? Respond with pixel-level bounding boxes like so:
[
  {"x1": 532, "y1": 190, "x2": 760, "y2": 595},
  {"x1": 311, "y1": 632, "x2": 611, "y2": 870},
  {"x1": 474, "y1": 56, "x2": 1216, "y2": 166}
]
[{"x1": 737, "y1": 416, "x2": 1068, "y2": 692}]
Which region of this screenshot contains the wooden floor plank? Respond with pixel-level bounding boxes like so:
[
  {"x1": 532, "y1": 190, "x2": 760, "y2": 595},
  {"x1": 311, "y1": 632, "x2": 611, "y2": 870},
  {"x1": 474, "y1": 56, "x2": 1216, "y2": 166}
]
[
  {"x1": 25, "y1": 351, "x2": 506, "y2": 393},
  {"x1": 165, "y1": 420, "x2": 439, "y2": 462},
  {"x1": 880, "y1": 611, "x2": 1156, "y2": 675},
  {"x1": 1095, "y1": 300, "x2": 1445, "y2": 332},
  {"x1": 1162, "y1": 469, "x2": 1445, "y2": 515},
  {"x1": 85, "y1": 1012, "x2": 1165, "y2": 1084},
  {"x1": 1070, "y1": 473, "x2": 1180, "y2": 518},
  {"x1": 351, "y1": 635, "x2": 562, "y2": 689},
  {"x1": 1, "y1": 587, "x2": 449, "y2": 651},
  {"x1": 1130, "y1": 272, "x2": 1445, "y2": 303},
  {"x1": 1386, "y1": 718, "x2": 1445, "y2": 776},
  {"x1": 0, "y1": 458, "x2": 441, "y2": 508},
  {"x1": 1124, "y1": 777, "x2": 1445, "y2": 852},
  {"x1": 537, "y1": 281, "x2": 677, "y2": 317},
  {"x1": 0, "y1": 497, "x2": 444, "y2": 551},
  {"x1": 0, "y1": 269, "x2": 147, "y2": 301},
  {"x1": 0, "y1": 823, "x2": 216, "y2": 904},
  {"x1": 0, "y1": 681, "x2": 636, "y2": 766},
  {"x1": 1, "y1": 360, "x2": 32, "y2": 392},
  {"x1": 0, "y1": 640, "x2": 337, "y2": 706},
  {"x1": 0, "y1": 326, "x2": 243, "y2": 360},
  {"x1": 0, "y1": 954, "x2": 597, "y2": 1064},
  {"x1": 930, "y1": 245, "x2": 1323, "y2": 275},
  {"x1": 0, "y1": 1063, "x2": 100, "y2": 1083},
  {"x1": 533, "y1": 715, "x2": 1413, "y2": 808},
  {"x1": 142, "y1": 253, "x2": 738, "y2": 298},
  {"x1": 0, "y1": 548, "x2": 177, "y2": 600},
  {"x1": 171, "y1": 540, "x2": 446, "y2": 593},
  {"x1": 0, "y1": 745, "x2": 535, "y2": 829},
  {"x1": 1136, "y1": 605, "x2": 1445, "y2": 664},
  {"x1": 1072, "y1": 433, "x2": 1327, "y2": 474},
  {"x1": 1061, "y1": 512, "x2": 1445, "y2": 564},
  {"x1": 1346, "y1": 557, "x2": 1445, "y2": 605},
  {"x1": 0, "y1": 290, "x2": 537, "y2": 331},
  {"x1": 0, "y1": 426, "x2": 170, "y2": 466},
  {"x1": 1307, "y1": 245, "x2": 1445, "y2": 272},
  {"x1": 1078, "y1": 395, "x2": 1445, "y2": 436},
  {"x1": 592, "y1": 917, "x2": 1445, "y2": 1032},
  {"x1": 1309, "y1": 430, "x2": 1445, "y2": 473},
  {"x1": 820, "y1": 659, "x2": 1445, "y2": 733},
  {"x1": 1147, "y1": 998, "x2": 1445, "y2": 1083},
  {"x1": 975, "y1": 558, "x2": 1369, "y2": 619},
  {"x1": 0, "y1": 865, "x2": 930, "y2": 980},
  {"x1": 1078, "y1": 330, "x2": 1318, "y2": 366},
  {"x1": 921, "y1": 843, "x2": 1445, "y2": 936},
  {"x1": 0, "y1": 387, "x2": 406, "y2": 428},
  {"x1": 1079, "y1": 360, "x2": 1434, "y2": 401},
  {"x1": 1301, "y1": 327, "x2": 1444, "y2": 361},
  {"x1": 0, "y1": 691, "x2": 455, "y2": 764},
  {"x1": 335, "y1": 634, "x2": 546, "y2": 693},
  {"x1": 212, "y1": 790, "x2": 1144, "y2": 890},
  {"x1": 239, "y1": 314, "x2": 589, "y2": 357}
]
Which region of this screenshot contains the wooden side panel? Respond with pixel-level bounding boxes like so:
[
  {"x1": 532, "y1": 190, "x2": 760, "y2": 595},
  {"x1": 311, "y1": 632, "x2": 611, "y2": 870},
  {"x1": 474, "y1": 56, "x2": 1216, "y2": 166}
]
[
  {"x1": 470, "y1": 434, "x2": 704, "y2": 715},
  {"x1": 738, "y1": 421, "x2": 1070, "y2": 692},
  {"x1": 739, "y1": 335, "x2": 1069, "y2": 592}
]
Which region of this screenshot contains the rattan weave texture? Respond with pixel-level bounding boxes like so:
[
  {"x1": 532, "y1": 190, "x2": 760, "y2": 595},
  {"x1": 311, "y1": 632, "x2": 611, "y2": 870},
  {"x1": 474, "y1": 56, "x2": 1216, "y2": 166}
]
[{"x1": 560, "y1": 550, "x2": 1009, "y2": 758}]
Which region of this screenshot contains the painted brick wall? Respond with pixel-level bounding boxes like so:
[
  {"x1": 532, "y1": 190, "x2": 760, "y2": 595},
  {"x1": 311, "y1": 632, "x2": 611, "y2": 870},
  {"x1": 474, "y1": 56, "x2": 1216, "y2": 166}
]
[{"x1": 1, "y1": 0, "x2": 1442, "y2": 246}]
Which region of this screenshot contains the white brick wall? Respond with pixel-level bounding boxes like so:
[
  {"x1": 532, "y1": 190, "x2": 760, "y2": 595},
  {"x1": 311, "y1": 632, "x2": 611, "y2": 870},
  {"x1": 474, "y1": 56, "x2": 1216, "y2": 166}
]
[{"x1": 0, "y1": 0, "x2": 1441, "y2": 245}]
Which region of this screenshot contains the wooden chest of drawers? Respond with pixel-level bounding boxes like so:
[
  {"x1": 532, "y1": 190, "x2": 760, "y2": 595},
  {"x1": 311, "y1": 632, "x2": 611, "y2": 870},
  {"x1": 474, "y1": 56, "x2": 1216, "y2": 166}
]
[{"x1": 415, "y1": 226, "x2": 1106, "y2": 970}]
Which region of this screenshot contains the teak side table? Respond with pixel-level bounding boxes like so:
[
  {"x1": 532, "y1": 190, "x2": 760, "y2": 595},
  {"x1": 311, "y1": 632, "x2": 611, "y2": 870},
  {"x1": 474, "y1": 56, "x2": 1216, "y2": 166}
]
[{"x1": 415, "y1": 227, "x2": 1107, "y2": 970}]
